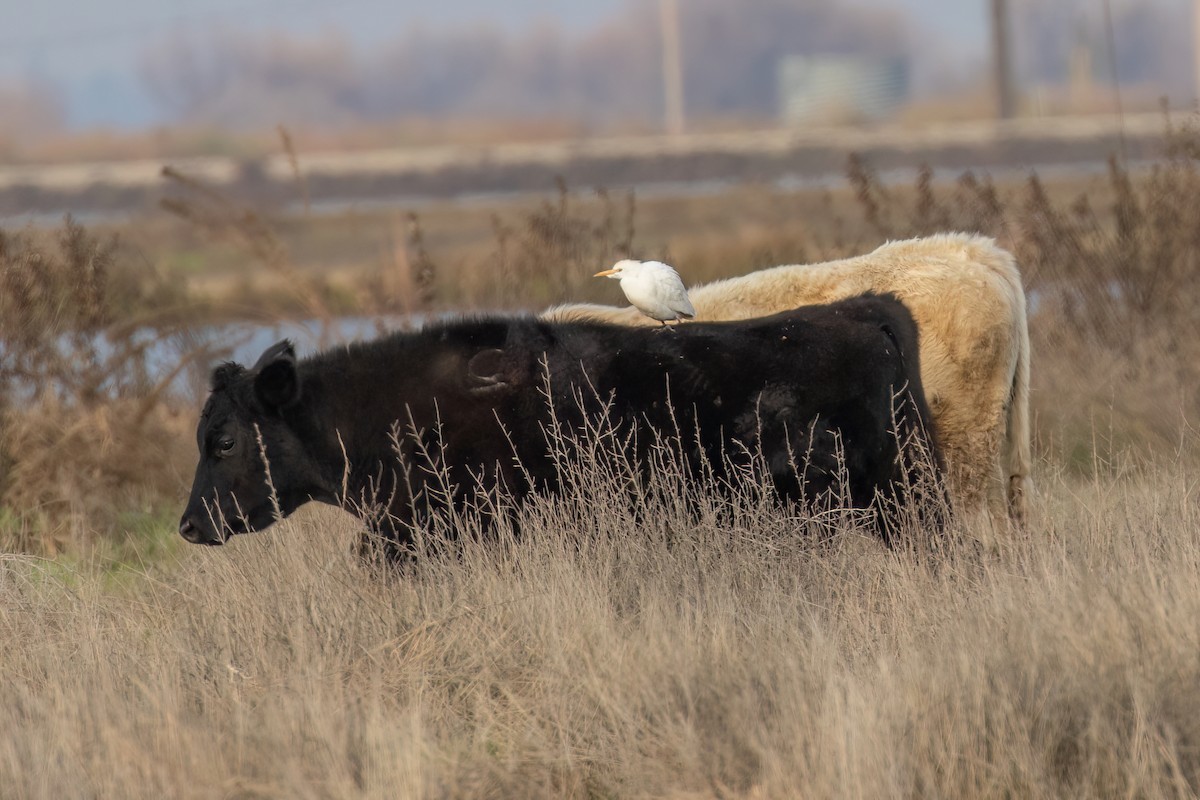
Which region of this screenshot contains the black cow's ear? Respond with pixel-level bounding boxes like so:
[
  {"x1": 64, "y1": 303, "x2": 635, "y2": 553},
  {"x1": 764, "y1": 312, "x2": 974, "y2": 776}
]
[
  {"x1": 252, "y1": 339, "x2": 296, "y2": 371},
  {"x1": 254, "y1": 339, "x2": 300, "y2": 410},
  {"x1": 466, "y1": 348, "x2": 521, "y2": 395}
]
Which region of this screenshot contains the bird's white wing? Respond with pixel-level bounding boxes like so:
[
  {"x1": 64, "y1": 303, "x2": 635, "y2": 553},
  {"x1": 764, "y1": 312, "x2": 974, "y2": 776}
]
[
  {"x1": 618, "y1": 272, "x2": 665, "y2": 316},
  {"x1": 653, "y1": 267, "x2": 695, "y2": 317}
]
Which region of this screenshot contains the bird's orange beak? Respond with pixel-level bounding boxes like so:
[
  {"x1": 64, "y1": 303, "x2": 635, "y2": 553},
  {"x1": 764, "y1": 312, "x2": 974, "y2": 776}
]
[{"x1": 593, "y1": 268, "x2": 617, "y2": 277}]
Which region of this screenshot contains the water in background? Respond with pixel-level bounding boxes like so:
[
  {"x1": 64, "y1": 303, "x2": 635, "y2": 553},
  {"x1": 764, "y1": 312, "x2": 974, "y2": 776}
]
[{"x1": 168, "y1": 314, "x2": 424, "y2": 402}]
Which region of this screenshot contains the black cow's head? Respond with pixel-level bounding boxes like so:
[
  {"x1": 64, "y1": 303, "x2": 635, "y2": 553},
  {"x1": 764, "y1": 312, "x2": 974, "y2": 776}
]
[{"x1": 179, "y1": 340, "x2": 329, "y2": 545}]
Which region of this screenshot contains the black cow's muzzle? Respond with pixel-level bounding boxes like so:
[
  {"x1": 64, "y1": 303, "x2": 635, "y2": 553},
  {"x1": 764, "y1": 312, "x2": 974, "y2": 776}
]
[{"x1": 178, "y1": 516, "x2": 224, "y2": 546}]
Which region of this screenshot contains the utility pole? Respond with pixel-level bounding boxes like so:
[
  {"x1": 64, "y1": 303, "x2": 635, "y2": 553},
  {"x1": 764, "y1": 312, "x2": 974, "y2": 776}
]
[
  {"x1": 990, "y1": 0, "x2": 1016, "y2": 119},
  {"x1": 1194, "y1": 0, "x2": 1200, "y2": 106},
  {"x1": 1102, "y1": 0, "x2": 1126, "y2": 161},
  {"x1": 660, "y1": 0, "x2": 685, "y2": 136}
]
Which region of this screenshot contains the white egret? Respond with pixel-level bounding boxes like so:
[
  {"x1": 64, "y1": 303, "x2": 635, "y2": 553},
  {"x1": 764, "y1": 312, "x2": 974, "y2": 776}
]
[{"x1": 593, "y1": 259, "x2": 695, "y2": 327}]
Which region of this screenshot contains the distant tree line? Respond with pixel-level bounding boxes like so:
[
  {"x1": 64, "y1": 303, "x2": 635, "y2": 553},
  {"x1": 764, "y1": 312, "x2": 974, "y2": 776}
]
[
  {"x1": 4, "y1": 0, "x2": 1189, "y2": 143},
  {"x1": 137, "y1": 0, "x2": 911, "y2": 130}
]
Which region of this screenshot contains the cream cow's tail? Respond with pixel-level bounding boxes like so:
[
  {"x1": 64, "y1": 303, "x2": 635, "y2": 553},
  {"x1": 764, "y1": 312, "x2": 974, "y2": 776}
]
[{"x1": 1005, "y1": 276, "x2": 1034, "y2": 524}]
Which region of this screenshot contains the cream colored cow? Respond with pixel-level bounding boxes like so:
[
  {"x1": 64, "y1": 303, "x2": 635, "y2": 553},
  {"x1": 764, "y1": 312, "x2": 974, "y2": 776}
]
[{"x1": 545, "y1": 233, "x2": 1032, "y2": 529}]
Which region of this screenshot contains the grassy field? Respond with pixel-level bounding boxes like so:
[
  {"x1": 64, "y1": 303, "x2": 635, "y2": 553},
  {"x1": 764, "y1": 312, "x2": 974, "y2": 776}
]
[
  {"x1": 3, "y1": 464, "x2": 1200, "y2": 797},
  {"x1": 3, "y1": 130, "x2": 1200, "y2": 795}
]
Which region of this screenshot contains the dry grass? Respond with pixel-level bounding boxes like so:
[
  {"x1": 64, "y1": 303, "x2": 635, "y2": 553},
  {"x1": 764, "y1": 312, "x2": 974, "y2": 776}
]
[
  {"x1": 0, "y1": 397, "x2": 192, "y2": 555},
  {"x1": 5, "y1": 120, "x2": 1200, "y2": 796},
  {"x1": 2, "y1": 459, "x2": 1199, "y2": 797},
  {"x1": 0, "y1": 221, "x2": 197, "y2": 554}
]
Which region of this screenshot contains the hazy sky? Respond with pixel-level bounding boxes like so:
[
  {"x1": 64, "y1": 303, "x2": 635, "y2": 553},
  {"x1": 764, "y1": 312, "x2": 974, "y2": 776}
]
[{"x1": 0, "y1": 0, "x2": 986, "y2": 129}]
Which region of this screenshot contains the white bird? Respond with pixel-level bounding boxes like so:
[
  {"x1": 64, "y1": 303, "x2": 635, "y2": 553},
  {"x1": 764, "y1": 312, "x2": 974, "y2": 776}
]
[{"x1": 593, "y1": 259, "x2": 695, "y2": 327}]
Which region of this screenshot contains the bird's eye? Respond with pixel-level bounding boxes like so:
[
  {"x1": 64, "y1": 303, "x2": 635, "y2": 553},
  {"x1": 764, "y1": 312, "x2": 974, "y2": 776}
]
[{"x1": 216, "y1": 437, "x2": 236, "y2": 455}]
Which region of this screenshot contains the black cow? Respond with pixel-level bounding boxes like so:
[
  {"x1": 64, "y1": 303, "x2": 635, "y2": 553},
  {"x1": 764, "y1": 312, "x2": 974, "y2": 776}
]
[{"x1": 179, "y1": 293, "x2": 943, "y2": 556}]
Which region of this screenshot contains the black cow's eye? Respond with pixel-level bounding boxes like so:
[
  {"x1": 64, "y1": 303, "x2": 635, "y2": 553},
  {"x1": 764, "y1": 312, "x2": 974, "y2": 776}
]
[{"x1": 217, "y1": 437, "x2": 236, "y2": 455}]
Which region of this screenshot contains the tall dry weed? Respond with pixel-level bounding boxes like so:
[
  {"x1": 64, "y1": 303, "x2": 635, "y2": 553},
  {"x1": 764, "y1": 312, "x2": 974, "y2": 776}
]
[
  {"x1": 0, "y1": 220, "x2": 193, "y2": 553},
  {"x1": 1014, "y1": 150, "x2": 1200, "y2": 466},
  {"x1": 476, "y1": 180, "x2": 636, "y2": 309},
  {"x1": 160, "y1": 165, "x2": 338, "y2": 323}
]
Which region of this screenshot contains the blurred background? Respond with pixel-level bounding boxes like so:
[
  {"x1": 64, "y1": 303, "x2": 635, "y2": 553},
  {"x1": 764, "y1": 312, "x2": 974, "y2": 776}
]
[
  {"x1": 0, "y1": 1, "x2": 1194, "y2": 172},
  {"x1": 0, "y1": 0, "x2": 1196, "y2": 227},
  {"x1": 0, "y1": 0, "x2": 1194, "y2": 138}
]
